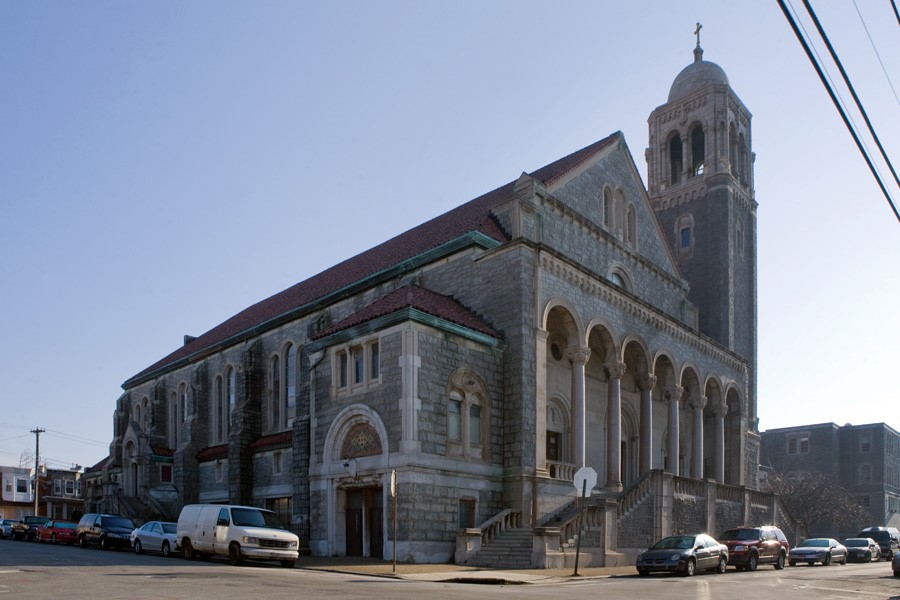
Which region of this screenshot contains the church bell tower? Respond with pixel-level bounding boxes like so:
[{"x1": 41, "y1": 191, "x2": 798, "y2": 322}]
[{"x1": 646, "y1": 25, "x2": 758, "y2": 415}]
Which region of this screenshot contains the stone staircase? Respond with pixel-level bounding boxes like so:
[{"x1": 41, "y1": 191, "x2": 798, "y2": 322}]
[{"x1": 466, "y1": 527, "x2": 534, "y2": 569}]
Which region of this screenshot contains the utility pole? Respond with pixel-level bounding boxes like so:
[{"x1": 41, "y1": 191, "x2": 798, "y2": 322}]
[{"x1": 31, "y1": 428, "x2": 45, "y2": 515}]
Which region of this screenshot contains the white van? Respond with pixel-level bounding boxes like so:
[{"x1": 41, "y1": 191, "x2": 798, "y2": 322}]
[{"x1": 176, "y1": 504, "x2": 299, "y2": 568}]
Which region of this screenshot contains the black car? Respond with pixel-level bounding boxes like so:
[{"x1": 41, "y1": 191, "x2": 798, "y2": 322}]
[
  {"x1": 636, "y1": 534, "x2": 729, "y2": 577},
  {"x1": 12, "y1": 516, "x2": 50, "y2": 541},
  {"x1": 76, "y1": 513, "x2": 136, "y2": 550}
]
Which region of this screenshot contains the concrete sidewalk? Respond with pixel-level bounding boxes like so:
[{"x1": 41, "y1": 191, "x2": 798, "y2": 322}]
[{"x1": 294, "y1": 555, "x2": 636, "y2": 584}]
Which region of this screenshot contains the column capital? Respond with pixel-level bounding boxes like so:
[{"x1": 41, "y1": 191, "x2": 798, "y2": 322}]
[
  {"x1": 566, "y1": 346, "x2": 591, "y2": 365},
  {"x1": 604, "y1": 360, "x2": 626, "y2": 380},
  {"x1": 690, "y1": 395, "x2": 708, "y2": 411},
  {"x1": 709, "y1": 402, "x2": 728, "y2": 418},
  {"x1": 664, "y1": 385, "x2": 684, "y2": 403},
  {"x1": 637, "y1": 373, "x2": 657, "y2": 392}
]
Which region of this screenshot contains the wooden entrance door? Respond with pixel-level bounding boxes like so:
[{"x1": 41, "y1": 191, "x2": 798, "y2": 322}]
[{"x1": 345, "y1": 490, "x2": 364, "y2": 556}]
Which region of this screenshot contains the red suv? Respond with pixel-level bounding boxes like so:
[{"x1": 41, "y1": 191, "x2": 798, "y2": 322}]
[{"x1": 718, "y1": 525, "x2": 789, "y2": 571}]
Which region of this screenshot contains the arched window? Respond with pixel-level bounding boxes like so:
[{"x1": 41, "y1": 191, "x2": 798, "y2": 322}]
[
  {"x1": 213, "y1": 375, "x2": 224, "y2": 443},
  {"x1": 669, "y1": 133, "x2": 683, "y2": 184},
  {"x1": 602, "y1": 187, "x2": 612, "y2": 228},
  {"x1": 676, "y1": 213, "x2": 695, "y2": 254},
  {"x1": 285, "y1": 344, "x2": 297, "y2": 427},
  {"x1": 546, "y1": 402, "x2": 569, "y2": 464},
  {"x1": 614, "y1": 189, "x2": 626, "y2": 240},
  {"x1": 226, "y1": 366, "x2": 236, "y2": 434},
  {"x1": 446, "y1": 369, "x2": 490, "y2": 460},
  {"x1": 269, "y1": 355, "x2": 281, "y2": 433},
  {"x1": 729, "y1": 123, "x2": 740, "y2": 181},
  {"x1": 735, "y1": 218, "x2": 744, "y2": 258},
  {"x1": 738, "y1": 133, "x2": 748, "y2": 185},
  {"x1": 134, "y1": 402, "x2": 141, "y2": 427},
  {"x1": 690, "y1": 124, "x2": 705, "y2": 176},
  {"x1": 626, "y1": 204, "x2": 636, "y2": 246}
]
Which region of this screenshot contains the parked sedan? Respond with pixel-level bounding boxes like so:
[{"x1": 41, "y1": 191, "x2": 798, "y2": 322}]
[
  {"x1": 843, "y1": 537, "x2": 880, "y2": 562},
  {"x1": 131, "y1": 521, "x2": 178, "y2": 557},
  {"x1": 789, "y1": 538, "x2": 847, "y2": 566},
  {"x1": 0, "y1": 519, "x2": 16, "y2": 538},
  {"x1": 37, "y1": 520, "x2": 79, "y2": 545},
  {"x1": 636, "y1": 534, "x2": 729, "y2": 577}
]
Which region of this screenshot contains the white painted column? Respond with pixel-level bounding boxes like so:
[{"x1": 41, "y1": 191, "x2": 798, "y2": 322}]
[
  {"x1": 568, "y1": 347, "x2": 590, "y2": 469},
  {"x1": 638, "y1": 374, "x2": 657, "y2": 474},
  {"x1": 691, "y1": 395, "x2": 707, "y2": 480},
  {"x1": 666, "y1": 386, "x2": 683, "y2": 476},
  {"x1": 714, "y1": 403, "x2": 727, "y2": 483},
  {"x1": 606, "y1": 361, "x2": 626, "y2": 491}
]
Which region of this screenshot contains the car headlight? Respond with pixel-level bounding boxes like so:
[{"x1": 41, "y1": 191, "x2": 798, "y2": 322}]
[
  {"x1": 242, "y1": 536, "x2": 259, "y2": 544},
  {"x1": 288, "y1": 541, "x2": 297, "y2": 549},
  {"x1": 734, "y1": 545, "x2": 746, "y2": 551},
  {"x1": 669, "y1": 554, "x2": 682, "y2": 562}
]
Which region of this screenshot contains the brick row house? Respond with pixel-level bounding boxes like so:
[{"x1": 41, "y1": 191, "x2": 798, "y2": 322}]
[{"x1": 89, "y1": 38, "x2": 791, "y2": 566}]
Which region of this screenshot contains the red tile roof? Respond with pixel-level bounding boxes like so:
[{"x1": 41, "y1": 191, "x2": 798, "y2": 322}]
[
  {"x1": 313, "y1": 283, "x2": 500, "y2": 340},
  {"x1": 196, "y1": 444, "x2": 229, "y2": 462},
  {"x1": 250, "y1": 431, "x2": 293, "y2": 452},
  {"x1": 124, "y1": 133, "x2": 620, "y2": 386}
]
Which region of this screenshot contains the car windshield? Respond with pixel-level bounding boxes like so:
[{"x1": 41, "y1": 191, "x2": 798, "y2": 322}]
[
  {"x1": 801, "y1": 539, "x2": 830, "y2": 547},
  {"x1": 651, "y1": 536, "x2": 696, "y2": 550},
  {"x1": 161, "y1": 522, "x2": 176, "y2": 534},
  {"x1": 843, "y1": 539, "x2": 868, "y2": 547},
  {"x1": 106, "y1": 517, "x2": 135, "y2": 529},
  {"x1": 720, "y1": 529, "x2": 758, "y2": 541},
  {"x1": 230, "y1": 508, "x2": 286, "y2": 530}
]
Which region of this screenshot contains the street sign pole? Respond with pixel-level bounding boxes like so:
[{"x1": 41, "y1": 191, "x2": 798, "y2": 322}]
[
  {"x1": 573, "y1": 478, "x2": 586, "y2": 577},
  {"x1": 391, "y1": 469, "x2": 398, "y2": 574}
]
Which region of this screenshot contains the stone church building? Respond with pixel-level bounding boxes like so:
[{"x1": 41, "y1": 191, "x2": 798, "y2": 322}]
[{"x1": 89, "y1": 37, "x2": 791, "y2": 566}]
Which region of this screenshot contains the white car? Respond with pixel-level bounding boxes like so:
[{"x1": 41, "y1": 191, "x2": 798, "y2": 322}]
[{"x1": 131, "y1": 521, "x2": 178, "y2": 557}]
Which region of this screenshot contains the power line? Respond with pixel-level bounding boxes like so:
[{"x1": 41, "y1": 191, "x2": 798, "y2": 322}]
[
  {"x1": 852, "y1": 0, "x2": 900, "y2": 109},
  {"x1": 778, "y1": 0, "x2": 900, "y2": 223},
  {"x1": 803, "y1": 0, "x2": 900, "y2": 192}
]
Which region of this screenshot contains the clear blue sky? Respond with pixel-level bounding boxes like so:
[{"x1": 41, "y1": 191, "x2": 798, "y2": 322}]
[{"x1": 1, "y1": 1, "x2": 898, "y2": 470}]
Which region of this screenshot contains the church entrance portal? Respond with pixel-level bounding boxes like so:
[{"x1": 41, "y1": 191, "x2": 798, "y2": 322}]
[{"x1": 345, "y1": 486, "x2": 383, "y2": 558}]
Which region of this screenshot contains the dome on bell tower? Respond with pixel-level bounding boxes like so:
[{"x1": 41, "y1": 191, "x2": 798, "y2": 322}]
[{"x1": 667, "y1": 44, "x2": 729, "y2": 102}]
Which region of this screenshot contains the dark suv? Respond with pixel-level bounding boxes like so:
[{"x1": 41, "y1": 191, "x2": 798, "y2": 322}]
[
  {"x1": 718, "y1": 525, "x2": 790, "y2": 571},
  {"x1": 76, "y1": 513, "x2": 136, "y2": 550},
  {"x1": 858, "y1": 527, "x2": 900, "y2": 560}
]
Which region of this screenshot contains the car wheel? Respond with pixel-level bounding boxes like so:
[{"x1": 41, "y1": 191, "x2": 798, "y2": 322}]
[
  {"x1": 746, "y1": 552, "x2": 758, "y2": 571},
  {"x1": 280, "y1": 559, "x2": 295, "y2": 569},
  {"x1": 894, "y1": 569, "x2": 900, "y2": 577},
  {"x1": 133, "y1": 539, "x2": 143, "y2": 554},
  {"x1": 162, "y1": 541, "x2": 171, "y2": 557},
  {"x1": 100, "y1": 536, "x2": 109, "y2": 551},
  {"x1": 823, "y1": 554, "x2": 831, "y2": 566},
  {"x1": 51, "y1": 534, "x2": 57, "y2": 545},
  {"x1": 228, "y1": 543, "x2": 243, "y2": 566},
  {"x1": 807, "y1": 561, "x2": 814, "y2": 566},
  {"x1": 637, "y1": 569, "x2": 650, "y2": 577},
  {"x1": 789, "y1": 560, "x2": 797, "y2": 567},
  {"x1": 79, "y1": 535, "x2": 87, "y2": 548},
  {"x1": 775, "y1": 552, "x2": 785, "y2": 570},
  {"x1": 839, "y1": 554, "x2": 846, "y2": 565},
  {"x1": 182, "y1": 539, "x2": 195, "y2": 561},
  {"x1": 716, "y1": 555, "x2": 727, "y2": 574}
]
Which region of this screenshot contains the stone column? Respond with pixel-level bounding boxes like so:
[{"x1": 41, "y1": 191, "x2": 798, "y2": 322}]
[
  {"x1": 605, "y1": 361, "x2": 626, "y2": 491},
  {"x1": 691, "y1": 395, "x2": 707, "y2": 480},
  {"x1": 398, "y1": 326, "x2": 422, "y2": 453},
  {"x1": 666, "y1": 386, "x2": 683, "y2": 476},
  {"x1": 713, "y1": 403, "x2": 727, "y2": 483},
  {"x1": 637, "y1": 374, "x2": 657, "y2": 474},
  {"x1": 568, "y1": 347, "x2": 590, "y2": 469}
]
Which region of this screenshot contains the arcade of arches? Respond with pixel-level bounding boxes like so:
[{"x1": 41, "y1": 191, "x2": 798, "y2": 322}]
[{"x1": 538, "y1": 303, "x2": 744, "y2": 491}]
